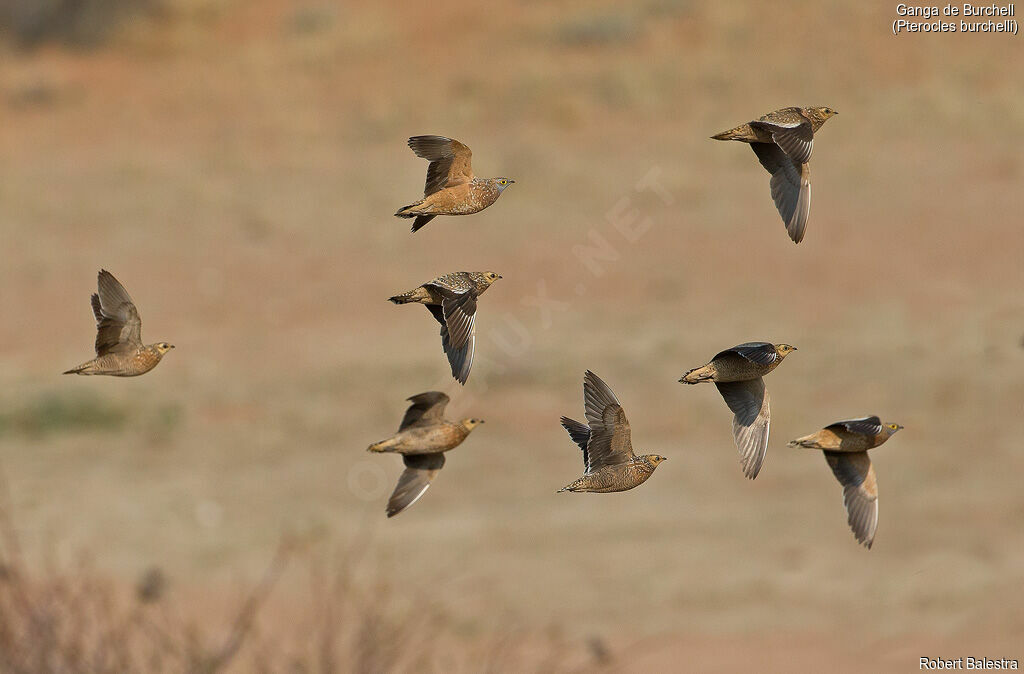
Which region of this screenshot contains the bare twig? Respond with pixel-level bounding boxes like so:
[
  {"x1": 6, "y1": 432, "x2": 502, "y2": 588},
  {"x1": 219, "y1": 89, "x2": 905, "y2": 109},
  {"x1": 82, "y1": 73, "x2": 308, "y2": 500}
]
[{"x1": 200, "y1": 538, "x2": 293, "y2": 673}]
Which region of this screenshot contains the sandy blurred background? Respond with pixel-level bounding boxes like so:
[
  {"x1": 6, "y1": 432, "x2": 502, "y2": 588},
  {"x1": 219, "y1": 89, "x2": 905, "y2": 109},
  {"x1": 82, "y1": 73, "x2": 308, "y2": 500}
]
[{"x1": 1, "y1": 0, "x2": 1022, "y2": 671}]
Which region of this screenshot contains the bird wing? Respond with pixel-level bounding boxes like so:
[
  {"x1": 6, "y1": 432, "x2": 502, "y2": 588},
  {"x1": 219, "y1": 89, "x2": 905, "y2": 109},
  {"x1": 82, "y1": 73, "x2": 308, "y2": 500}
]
[
  {"x1": 441, "y1": 292, "x2": 477, "y2": 350},
  {"x1": 426, "y1": 293, "x2": 477, "y2": 385},
  {"x1": 750, "y1": 117, "x2": 814, "y2": 164},
  {"x1": 824, "y1": 451, "x2": 878, "y2": 548},
  {"x1": 425, "y1": 273, "x2": 471, "y2": 294},
  {"x1": 92, "y1": 269, "x2": 143, "y2": 356},
  {"x1": 407, "y1": 136, "x2": 474, "y2": 196},
  {"x1": 826, "y1": 416, "x2": 883, "y2": 437},
  {"x1": 410, "y1": 215, "x2": 437, "y2": 233},
  {"x1": 715, "y1": 342, "x2": 778, "y2": 366},
  {"x1": 398, "y1": 392, "x2": 450, "y2": 431},
  {"x1": 386, "y1": 453, "x2": 446, "y2": 517},
  {"x1": 750, "y1": 143, "x2": 811, "y2": 243},
  {"x1": 715, "y1": 378, "x2": 770, "y2": 479},
  {"x1": 582, "y1": 370, "x2": 633, "y2": 469},
  {"x1": 560, "y1": 416, "x2": 592, "y2": 469}
]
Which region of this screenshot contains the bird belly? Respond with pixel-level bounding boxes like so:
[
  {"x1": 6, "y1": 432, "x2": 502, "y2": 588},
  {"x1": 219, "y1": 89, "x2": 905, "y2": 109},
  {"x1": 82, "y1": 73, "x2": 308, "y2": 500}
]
[
  {"x1": 393, "y1": 424, "x2": 465, "y2": 454},
  {"x1": 711, "y1": 356, "x2": 776, "y2": 382},
  {"x1": 578, "y1": 464, "x2": 651, "y2": 492},
  {"x1": 81, "y1": 351, "x2": 159, "y2": 377},
  {"x1": 411, "y1": 185, "x2": 485, "y2": 216}
]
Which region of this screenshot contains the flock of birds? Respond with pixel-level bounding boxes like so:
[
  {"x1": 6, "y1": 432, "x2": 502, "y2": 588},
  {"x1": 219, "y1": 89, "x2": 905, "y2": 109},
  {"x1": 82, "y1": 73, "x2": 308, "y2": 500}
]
[{"x1": 62, "y1": 106, "x2": 902, "y2": 548}]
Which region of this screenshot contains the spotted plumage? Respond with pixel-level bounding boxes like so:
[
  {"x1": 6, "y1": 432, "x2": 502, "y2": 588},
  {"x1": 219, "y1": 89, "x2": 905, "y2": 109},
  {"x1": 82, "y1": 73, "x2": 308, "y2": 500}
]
[
  {"x1": 558, "y1": 370, "x2": 667, "y2": 493},
  {"x1": 395, "y1": 136, "x2": 514, "y2": 233},
  {"x1": 712, "y1": 106, "x2": 837, "y2": 243},
  {"x1": 63, "y1": 270, "x2": 174, "y2": 377},
  {"x1": 389, "y1": 271, "x2": 501, "y2": 385},
  {"x1": 367, "y1": 392, "x2": 483, "y2": 517},
  {"x1": 788, "y1": 416, "x2": 903, "y2": 549},
  {"x1": 679, "y1": 342, "x2": 796, "y2": 479}
]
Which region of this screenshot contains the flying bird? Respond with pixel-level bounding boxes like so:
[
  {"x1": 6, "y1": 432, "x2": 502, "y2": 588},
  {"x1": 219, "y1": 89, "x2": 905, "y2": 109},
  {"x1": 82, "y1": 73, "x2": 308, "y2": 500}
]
[
  {"x1": 679, "y1": 342, "x2": 797, "y2": 479},
  {"x1": 389, "y1": 271, "x2": 501, "y2": 384},
  {"x1": 711, "y1": 106, "x2": 837, "y2": 243},
  {"x1": 558, "y1": 370, "x2": 667, "y2": 493},
  {"x1": 63, "y1": 270, "x2": 174, "y2": 377},
  {"x1": 788, "y1": 416, "x2": 903, "y2": 549},
  {"x1": 395, "y1": 135, "x2": 514, "y2": 233},
  {"x1": 367, "y1": 392, "x2": 483, "y2": 517}
]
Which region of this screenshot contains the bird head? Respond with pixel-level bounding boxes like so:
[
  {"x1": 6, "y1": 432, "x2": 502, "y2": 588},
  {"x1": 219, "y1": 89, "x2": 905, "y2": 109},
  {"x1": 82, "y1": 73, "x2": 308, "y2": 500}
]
[
  {"x1": 460, "y1": 418, "x2": 485, "y2": 432},
  {"x1": 806, "y1": 106, "x2": 838, "y2": 125},
  {"x1": 644, "y1": 454, "x2": 668, "y2": 468},
  {"x1": 473, "y1": 271, "x2": 503, "y2": 287},
  {"x1": 774, "y1": 343, "x2": 797, "y2": 358},
  {"x1": 153, "y1": 342, "x2": 175, "y2": 355},
  {"x1": 883, "y1": 422, "x2": 904, "y2": 435},
  {"x1": 492, "y1": 177, "x2": 515, "y2": 193}
]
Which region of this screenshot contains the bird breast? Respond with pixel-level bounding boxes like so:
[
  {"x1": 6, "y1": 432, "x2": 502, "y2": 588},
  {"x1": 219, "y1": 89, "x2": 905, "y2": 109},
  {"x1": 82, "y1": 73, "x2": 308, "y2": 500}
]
[{"x1": 131, "y1": 350, "x2": 164, "y2": 374}]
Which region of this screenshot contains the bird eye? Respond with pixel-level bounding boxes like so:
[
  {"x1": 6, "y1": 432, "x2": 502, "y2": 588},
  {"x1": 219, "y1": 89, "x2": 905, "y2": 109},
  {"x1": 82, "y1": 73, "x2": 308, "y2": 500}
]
[{"x1": 500, "y1": 179, "x2": 507, "y2": 184}]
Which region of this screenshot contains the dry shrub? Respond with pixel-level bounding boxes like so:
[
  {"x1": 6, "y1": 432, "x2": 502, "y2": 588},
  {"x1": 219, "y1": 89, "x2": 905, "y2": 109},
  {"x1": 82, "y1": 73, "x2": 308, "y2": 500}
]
[
  {"x1": 0, "y1": 0, "x2": 163, "y2": 48},
  {"x1": 0, "y1": 478, "x2": 584, "y2": 673}
]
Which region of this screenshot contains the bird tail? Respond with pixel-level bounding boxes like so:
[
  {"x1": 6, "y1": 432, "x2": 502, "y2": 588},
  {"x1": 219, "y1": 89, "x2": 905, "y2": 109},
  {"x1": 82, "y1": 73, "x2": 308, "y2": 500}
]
[
  {"x1": 394, "y1": 200, "x2": 424, "y2": 218},
  {"x1": 786, "y1": 435, "x2": 819, "y2": 449},
  {"x1": 710, "y1": 123, "x2": 753, "y2": 141},
  {"x1": 679, "y1": 364, "x2": 715, "y2": 384},
  {"x1": 388, "y1": 287, "x2": 428, "y2": 304},
  {"x1": 557, "y1": 477, "x2": 584, "y2": 493},
  {"x1": 395, "y1": 203, "x2": 437, "y2": 232},
  {"x1": 367, "y1": 437, "x2": 398, "y2": 453},
  {"x1": 62, "y1": 362, "x2": 92, "y2": 375}
]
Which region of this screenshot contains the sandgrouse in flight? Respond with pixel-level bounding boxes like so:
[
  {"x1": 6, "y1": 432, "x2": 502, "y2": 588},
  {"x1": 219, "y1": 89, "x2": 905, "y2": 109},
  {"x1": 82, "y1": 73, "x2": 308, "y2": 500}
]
[
  {"x1": 368, "y1": 392, "x2": 483, "y2": 517},
  {"x1": 389, "y1": 271, "x2": 501, "y2": 384},
  {"x1": 558, "y1": 370, "x2": 667, "y2": 493},
  {"x1": 712, "y1": 106, "x2": 837, "y2": 243},
  {"x1": 395, "y1": 135, "x2": 514, "y2": 233},
  {"x1": 64, "y1": 270, "x2": 174, "y2": 377},
  {"x1": 679, "y1": 342, "x2": 797, "y2": 479},
  {"x1": 788, "y1": 416, "x2": 903, "y2": 549}
]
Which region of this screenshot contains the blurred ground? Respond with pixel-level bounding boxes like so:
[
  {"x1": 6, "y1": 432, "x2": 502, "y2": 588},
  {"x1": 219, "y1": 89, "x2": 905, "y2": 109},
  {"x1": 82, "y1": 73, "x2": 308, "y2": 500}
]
[{"x1": 1, "y1": 0, "x2": 1023, "y2": 670}]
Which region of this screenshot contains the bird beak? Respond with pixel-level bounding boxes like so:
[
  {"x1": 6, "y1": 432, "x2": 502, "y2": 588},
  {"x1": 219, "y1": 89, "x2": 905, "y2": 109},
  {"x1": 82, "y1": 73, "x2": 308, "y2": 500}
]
[
  {"x1": 497, "y1": 275, "x2": 503, "y2": 279},
  {"x1": 508, "y1": 179, "x2": 516, "y2": 184}
]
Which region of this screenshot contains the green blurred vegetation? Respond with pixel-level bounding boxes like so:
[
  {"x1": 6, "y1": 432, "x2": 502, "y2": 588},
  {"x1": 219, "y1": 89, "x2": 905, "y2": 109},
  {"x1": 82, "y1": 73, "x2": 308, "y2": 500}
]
[
  {"x1": 554, "y1": 11, "x2": 640, "y2": 47},
  {"x1": 551, "y1": 1, "x2": 692, "y2": 47},
  {"x1": 0, "y1": 391, "x2": 182, "y2": 438}
]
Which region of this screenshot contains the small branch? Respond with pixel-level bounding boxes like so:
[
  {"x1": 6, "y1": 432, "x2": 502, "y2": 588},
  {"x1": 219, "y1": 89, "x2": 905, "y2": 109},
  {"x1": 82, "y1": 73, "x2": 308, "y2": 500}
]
[{"x1": 200, "y1": 538, "x2": 293, "y2": 673}]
